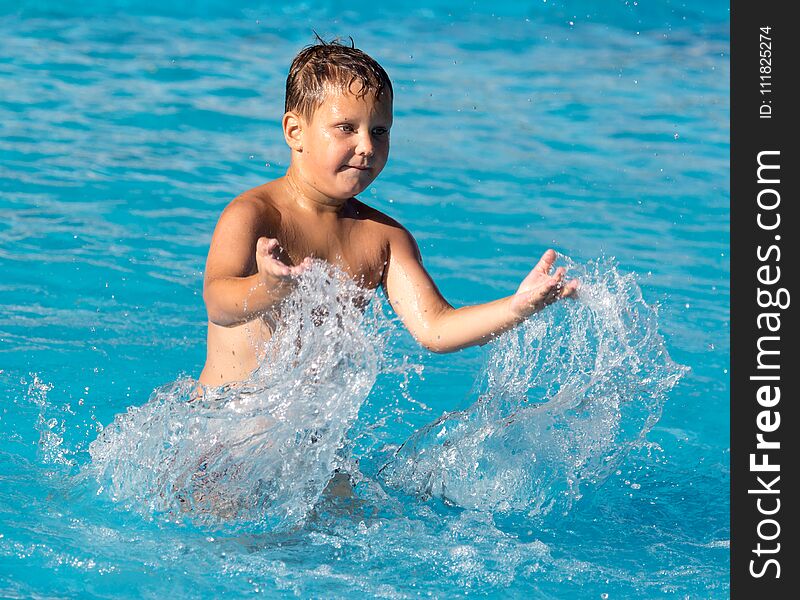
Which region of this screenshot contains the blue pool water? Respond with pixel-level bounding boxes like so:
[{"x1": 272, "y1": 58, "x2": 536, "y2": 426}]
[{"x1": 1, "y1": 1, "x2": 729, "y2": 597}]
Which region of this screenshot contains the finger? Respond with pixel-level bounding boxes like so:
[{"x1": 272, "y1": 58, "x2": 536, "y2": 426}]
[
  {"x1": 260, "y1": 254, "x2": 291, "y2": 277},
  {"x1": 537, "y1": 283, "x2": 559, "y2": 306},
  {"x1": 560, "y1": 279, "x2": 580, "y2": 298},
  {"x1": 533, "y1": 249, "x2": 557, "y2": 275},
  {"x1": 544, "y1": 282, "x2": 561, "y2": 305},
  {"x1": 263, "y1": 251, "x2": 291, "y2": 275},
  {"x1": 257, "y1": 237, "x2": 279, "y2": 255},
  {"x1": 294, "y1": 257, "x2": 312, "y2": 270},
  {"x1": 548, "y1": 274, "x2": 569, "y2": 301},
  {"x1": 527, "y1": 277, "x2": 557, "y2": 305},
  {"x1": 288, "y1": 257, "x2": 313, "y2": 276}
]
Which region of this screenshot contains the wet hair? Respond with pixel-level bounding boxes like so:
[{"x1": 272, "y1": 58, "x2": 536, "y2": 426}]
[{"x1": 285, "y1": 34, "x2": 393, "y2": 121}]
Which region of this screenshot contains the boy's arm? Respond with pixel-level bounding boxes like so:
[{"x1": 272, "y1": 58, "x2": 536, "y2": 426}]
[
  {"x1": 382, "y1": 227, "x2": 577, "y2": 353},
  {"x1": 203, "y1": 200, "x2": 311, "y2": 327}
]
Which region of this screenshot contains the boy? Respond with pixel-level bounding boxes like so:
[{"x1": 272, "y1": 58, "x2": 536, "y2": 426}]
[{"x1": 198, "y1": 39, "x2": 577, "y2": 388}]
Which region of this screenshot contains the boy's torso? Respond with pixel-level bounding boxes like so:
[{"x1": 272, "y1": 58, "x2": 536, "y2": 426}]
[{"x1": 199, "y1": 179, "x2": 393, "y2": 387}]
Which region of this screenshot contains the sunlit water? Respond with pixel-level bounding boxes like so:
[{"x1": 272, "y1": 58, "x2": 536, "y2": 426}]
[{"x1": 1, "y1": 1, "x2": 729, "y2": 597}]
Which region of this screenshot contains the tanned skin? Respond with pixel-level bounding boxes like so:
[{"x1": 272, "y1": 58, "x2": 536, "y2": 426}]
[{"x1": 198, "y1": 86, "x2": 577, "y2": 387}]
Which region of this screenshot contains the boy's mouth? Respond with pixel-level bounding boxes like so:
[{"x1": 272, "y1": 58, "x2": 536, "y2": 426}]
[{"x1": 343, "y1": 164, "x2": 371, "y2": 171}]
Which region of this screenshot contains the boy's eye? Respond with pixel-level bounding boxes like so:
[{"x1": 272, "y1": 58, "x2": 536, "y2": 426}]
[
  {"x1": 372, "y1": 127, "x2": 389, "y2": 136},
  {"x1": 337, "y1": 124, "x2": 355, "y2": 133}
]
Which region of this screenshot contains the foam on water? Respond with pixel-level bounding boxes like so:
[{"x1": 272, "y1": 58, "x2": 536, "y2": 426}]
[
  {"x1": 379, "y1": 257, "x2": 688, "y2": 516},
  {"x1": 84, "y1": 256, "x2": 685, "y2": 532}
]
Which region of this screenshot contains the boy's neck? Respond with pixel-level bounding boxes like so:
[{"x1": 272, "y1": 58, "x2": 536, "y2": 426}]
[{"x1": 283, "y1": 167, "x2": 349, "y2": 216}]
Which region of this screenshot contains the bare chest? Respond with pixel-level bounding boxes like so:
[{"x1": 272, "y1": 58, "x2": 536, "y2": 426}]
[{"x1": 276, "y1": 217, "x2": 388, "y2": 289}]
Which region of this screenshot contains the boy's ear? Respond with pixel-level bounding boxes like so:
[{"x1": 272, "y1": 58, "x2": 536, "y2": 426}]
[{"x1": 282, "y1": 111, "x2": 303, "y2": 152}]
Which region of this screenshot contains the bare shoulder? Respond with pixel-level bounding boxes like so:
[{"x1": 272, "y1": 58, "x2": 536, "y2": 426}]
[
  {"x1": 204, "y1": 181, "x2": 287, "y2": 280},
  {"x1": 348, "y1": 198, "x2": 419, "y2": 255},
  {"x1": 216, "y1": 181, "x2": 283, "y2": 236}
]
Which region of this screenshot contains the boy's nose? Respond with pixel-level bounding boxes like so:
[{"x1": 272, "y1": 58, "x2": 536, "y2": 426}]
[{"x1": 355, "y1": 132, "x2": 374, "y2": 157}]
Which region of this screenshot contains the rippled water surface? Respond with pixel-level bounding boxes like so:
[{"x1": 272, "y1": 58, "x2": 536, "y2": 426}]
[{"x1": 1, "y1": 1, "x2": 729, "y2": 597}]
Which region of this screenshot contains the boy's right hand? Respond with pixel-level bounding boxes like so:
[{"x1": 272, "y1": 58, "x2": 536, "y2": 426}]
[{"x1": 255, "y1": 237, "x2": 312, "y2": 284}]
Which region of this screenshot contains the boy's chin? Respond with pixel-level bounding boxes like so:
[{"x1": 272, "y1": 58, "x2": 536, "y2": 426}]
[
  {"x1": 332, "y1": 182, "x2": 372, "y2": 199},
  {"x1": 334, "y1": 170, "x2": 379, "y2": 197}
]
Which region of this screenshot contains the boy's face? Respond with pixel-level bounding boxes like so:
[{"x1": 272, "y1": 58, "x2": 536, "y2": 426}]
[{"x1": 290, "y1": 86, "x2": 392, "y2": 201}]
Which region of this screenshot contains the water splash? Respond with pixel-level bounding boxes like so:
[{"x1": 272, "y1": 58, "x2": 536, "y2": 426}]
[
  {"x1": 87, "y1": 256, "x2": 685, "y2": 530},
  {"x1": 27, "y1": 373, "x2": 76, "y2": 467},
  {"x1": 88, "y1": 262, "x2": 391, "y2": 531},
  {"x1": 378, "y1": 257, "x2": 688, "y2": 516}
]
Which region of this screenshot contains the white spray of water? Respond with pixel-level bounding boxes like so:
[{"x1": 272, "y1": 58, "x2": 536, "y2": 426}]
[
  {"x1": 85, "y1": 256, "x2": 685, "y2": 530},
  {"x1": 88, "y1": 262, "x2": 390, "y2": 531},
  {"x1": 378, "y1": 257, "x2": 688, "y2": 516}
]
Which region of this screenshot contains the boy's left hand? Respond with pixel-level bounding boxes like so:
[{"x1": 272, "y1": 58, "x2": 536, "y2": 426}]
[{"x1": 509, "y1": 249, "x2": 579, "y2": 319}]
